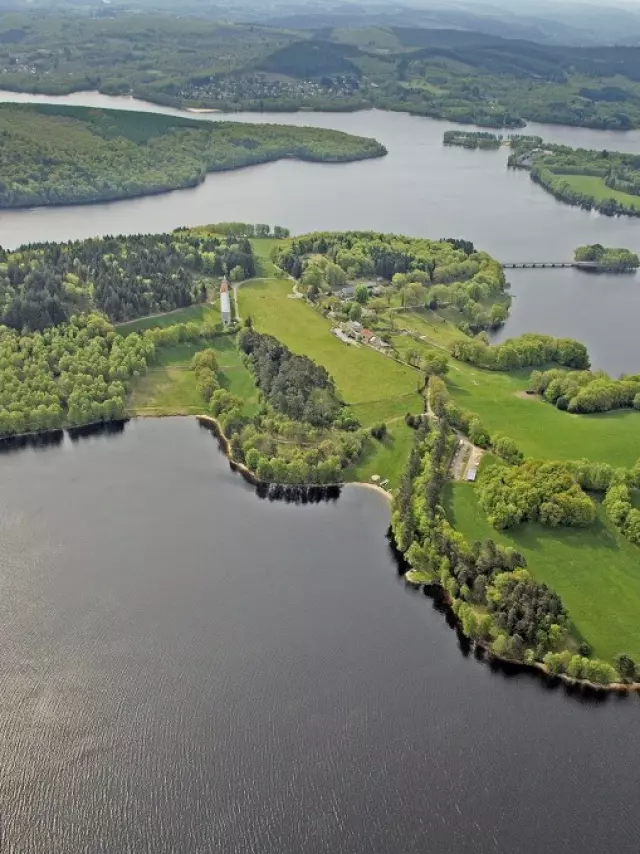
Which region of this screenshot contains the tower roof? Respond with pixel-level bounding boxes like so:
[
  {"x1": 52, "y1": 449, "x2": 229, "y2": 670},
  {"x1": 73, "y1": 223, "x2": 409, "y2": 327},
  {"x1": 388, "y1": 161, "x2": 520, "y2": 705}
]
[{"x1": 220, "y1": 277, "x2": 229, "y2": 293}]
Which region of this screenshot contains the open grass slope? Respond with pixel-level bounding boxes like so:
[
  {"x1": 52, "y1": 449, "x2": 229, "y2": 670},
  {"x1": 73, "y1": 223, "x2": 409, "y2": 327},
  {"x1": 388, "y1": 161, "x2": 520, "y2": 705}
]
[
  {"x1": 446, "y1": 482, "x2": 640, "y2": 662},
  {"x1": 445, "y1": 362, "x2": 640, "y2": 468},
  {"x1": 126, "y1": 336, "x2": 259, "y2": 417}
]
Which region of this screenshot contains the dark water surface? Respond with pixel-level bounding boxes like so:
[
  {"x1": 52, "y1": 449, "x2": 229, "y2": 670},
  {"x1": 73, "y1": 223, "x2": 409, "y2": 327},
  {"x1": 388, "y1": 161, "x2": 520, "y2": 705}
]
[
  {"x1": 1, "y1": 90, "x2": 640, "y2": 372},
  {"x1": 1, "y1": 418, "x2": 639, "y2": 853}
]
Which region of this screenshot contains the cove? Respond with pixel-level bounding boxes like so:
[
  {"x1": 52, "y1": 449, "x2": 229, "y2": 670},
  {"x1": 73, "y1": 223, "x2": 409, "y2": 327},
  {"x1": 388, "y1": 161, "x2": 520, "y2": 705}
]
[
  {"x1": 1, "y1": 416, "x2": 640, "y2": 853},
  {"x1": 1, "y1": 90, "x2": 640, "y2": 373}
]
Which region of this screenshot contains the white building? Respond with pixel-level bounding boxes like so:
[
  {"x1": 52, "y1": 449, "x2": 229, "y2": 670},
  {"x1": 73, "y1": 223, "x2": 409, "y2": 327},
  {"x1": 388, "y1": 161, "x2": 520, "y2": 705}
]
[{"x1": 220, "y1": 277, "x2": 231, "y2": 326}]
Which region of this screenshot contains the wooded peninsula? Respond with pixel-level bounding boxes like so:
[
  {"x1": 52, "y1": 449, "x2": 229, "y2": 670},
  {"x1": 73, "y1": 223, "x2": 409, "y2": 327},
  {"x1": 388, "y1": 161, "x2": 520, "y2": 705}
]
[
  {"x1": 3, "y1": 224, "x2": 640, "y2": 691},
  {"x1": 0, "y1": 103, "x2": 386, "y2": 208}
]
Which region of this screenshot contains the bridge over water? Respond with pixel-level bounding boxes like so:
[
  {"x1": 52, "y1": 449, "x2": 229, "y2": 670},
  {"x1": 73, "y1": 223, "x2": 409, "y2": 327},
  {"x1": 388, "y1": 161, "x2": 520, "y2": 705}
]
[{"x1": 502, "y1": 261, "x2": 600, "y2": 269}]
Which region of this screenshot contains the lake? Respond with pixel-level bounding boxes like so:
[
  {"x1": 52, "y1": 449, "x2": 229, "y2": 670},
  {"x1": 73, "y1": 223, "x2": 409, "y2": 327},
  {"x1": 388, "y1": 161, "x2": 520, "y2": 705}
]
[
  {"x1": 1, "y1": 90, "x2": 640, "y2": 372},
  {"x1": 1, "y1": 417, "x2": 639, "y2": 854}
]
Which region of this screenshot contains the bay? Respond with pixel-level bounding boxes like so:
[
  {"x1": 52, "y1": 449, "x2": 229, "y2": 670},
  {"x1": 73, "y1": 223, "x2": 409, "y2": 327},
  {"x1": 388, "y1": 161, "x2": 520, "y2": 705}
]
[{"x1": 1, "y1": 418, "x2": 639, "y2": 853}]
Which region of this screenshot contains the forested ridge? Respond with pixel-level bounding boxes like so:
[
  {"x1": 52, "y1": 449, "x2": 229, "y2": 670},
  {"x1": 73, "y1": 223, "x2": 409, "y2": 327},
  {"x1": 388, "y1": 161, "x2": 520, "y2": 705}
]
[
  {"x1": 0, "y1": 104, "x2": 386, "y2": 209},
  {"x1": 6, "y1": 12, "x2": 640, "y2": 128},
  {"x1": 0, "y1": 230, "x2": 256, "y2": 330}
]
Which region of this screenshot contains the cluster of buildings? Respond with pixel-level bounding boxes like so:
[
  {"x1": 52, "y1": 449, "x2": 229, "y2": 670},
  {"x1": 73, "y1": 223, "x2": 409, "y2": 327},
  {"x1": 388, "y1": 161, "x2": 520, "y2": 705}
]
[
  {"x1": 337, "y1": 281, "x2": 383, "y2": 302},
  {"x1": 332, "y1": 320, "x2": 390, "y2": 352}
]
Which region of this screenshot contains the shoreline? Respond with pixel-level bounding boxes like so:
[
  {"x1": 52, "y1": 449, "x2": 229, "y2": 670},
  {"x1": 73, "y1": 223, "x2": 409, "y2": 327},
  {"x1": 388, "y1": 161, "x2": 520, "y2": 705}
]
[{"x1": 197, "y1": 415, "x2": 639, "y2": 696}]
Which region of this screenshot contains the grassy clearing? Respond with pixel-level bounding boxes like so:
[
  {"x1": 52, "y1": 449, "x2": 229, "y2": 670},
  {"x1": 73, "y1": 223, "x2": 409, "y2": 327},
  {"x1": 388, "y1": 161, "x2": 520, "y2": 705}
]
[
  {"x1": 560, "y1": 174, "x2": 640, "y2": 211},
  {"x1": 126, "y1": 335, "x2": 259, "y2": 417},
  {"x1": 116, "y1": 304, "x2": 218, "y2": 334},
  {"x1": 239, "y1": 278, "x2": 421, "y2": 424},
  {"x1": 446, "y1": 362, "x2": 640, "y2": 468},
  {"x1": 250, "y1": 237, "x2": 282, "y2": 277},
  {"x1": 446, "y1": 481, "x2": 640, "y2": 662}
]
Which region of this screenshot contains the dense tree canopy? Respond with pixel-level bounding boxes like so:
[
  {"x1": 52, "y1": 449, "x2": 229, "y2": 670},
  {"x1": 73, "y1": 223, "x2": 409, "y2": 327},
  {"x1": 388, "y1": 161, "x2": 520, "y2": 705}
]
[
  {"x1": 0, "y1": 313, "x2": 153, "y2": 437},
  {"x1": 574, "y1": 244, "x2": 639, "y2": 270},
  {"x1": 478, "y1": 460, "x2": 596, "y2": 530},
  {"x1": 0, "y1": 104, "x2": 386, "y2": 209},
  {"x1": 0, "y1": 230, "x2": 255, "y2": 330}
]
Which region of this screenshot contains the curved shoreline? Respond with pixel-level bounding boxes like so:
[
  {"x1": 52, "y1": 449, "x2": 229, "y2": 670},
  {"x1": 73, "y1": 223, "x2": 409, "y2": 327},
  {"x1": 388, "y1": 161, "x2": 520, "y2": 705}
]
[{"x1": 196, "y1": 413, "x2": 640, "y2": 696}]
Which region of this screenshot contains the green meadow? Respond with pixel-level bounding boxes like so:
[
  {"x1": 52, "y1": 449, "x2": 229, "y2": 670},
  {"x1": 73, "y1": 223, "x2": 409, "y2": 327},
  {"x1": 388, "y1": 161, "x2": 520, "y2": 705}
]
[{"x1": 445, "y1": 362, "x2": 640, "y2": 468}]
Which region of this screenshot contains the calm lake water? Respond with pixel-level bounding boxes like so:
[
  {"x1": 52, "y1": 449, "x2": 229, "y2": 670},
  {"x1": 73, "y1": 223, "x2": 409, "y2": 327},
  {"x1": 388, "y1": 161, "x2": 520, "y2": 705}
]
[
  {"x1": 0, "y1": 417, "x2": 639, "y2": 854},
  {"x1": 1, "y1": 89, "x2": 640, "y2": 372}
]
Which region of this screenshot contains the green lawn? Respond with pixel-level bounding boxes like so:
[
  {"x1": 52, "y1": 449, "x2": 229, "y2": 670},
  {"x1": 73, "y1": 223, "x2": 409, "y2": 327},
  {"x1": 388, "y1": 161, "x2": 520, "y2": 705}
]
[
  {"x1": 126, "y1": 336, "x2": 259, "y2": 417},
  {"x1": 559, "y1": 174, "x2": 640, "y2": 211},
  {"x1": 446, "y1": 481, "x2": 640, "y2": 662},
  {"x1": 239, "y1": 278, "x2": 421, "y2": 425},
  {"x1": 116, "y1": 304, "x2": 218, "y2": 334},
  {"x1": 447, "y1": 362, "x2": 640, "y2": 468}
]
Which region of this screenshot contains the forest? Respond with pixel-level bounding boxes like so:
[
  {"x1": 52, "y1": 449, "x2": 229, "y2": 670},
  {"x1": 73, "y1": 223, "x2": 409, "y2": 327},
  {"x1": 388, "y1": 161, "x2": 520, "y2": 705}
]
[
  {"x1": 6, "y1": 11, "x2": 640, "y2": 129},
  {"x1": 0, "y1": 229, "x2": 256, "y2": 330},
  {"x1": 0, "y1": 314, "x2": 226, "y2": 438},
  {"x1": 198, "y1": 326, "x2": 369, "y2": 485},
  {"x1": 238, "y1": 327, "x2": 343, "y2": 428},
  {"x1": 0, "y1": 103, "x2": 386, "y2": 208}
]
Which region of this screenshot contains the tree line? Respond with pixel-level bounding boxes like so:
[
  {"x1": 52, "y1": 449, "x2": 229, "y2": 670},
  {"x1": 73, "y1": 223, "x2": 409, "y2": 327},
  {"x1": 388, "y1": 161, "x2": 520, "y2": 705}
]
[
  {"x1": 529, "y1": 367, "x2": 640, "y2": 413},
  {"x1": 451, "y1": 333, "x2": 589, "y2": 371}
]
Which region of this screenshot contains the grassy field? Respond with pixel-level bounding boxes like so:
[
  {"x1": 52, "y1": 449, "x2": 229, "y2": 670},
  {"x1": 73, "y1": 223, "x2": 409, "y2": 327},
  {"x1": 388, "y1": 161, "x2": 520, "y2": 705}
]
[
  {"x1": 559, "y1": 174, "x2": 640, "y2": 211},
  {"x1": 446, "y1": 362, "x2": 640, "y2": 468},
  {"x1": 126, "y1": 335, "x2": 259, "y2": 417},
  {"x1": 446, "y1": 481, "x2": 640, "y2": 662},
  {"x1": 116, "y1": 304, "x2": 218, "y2": 334}
]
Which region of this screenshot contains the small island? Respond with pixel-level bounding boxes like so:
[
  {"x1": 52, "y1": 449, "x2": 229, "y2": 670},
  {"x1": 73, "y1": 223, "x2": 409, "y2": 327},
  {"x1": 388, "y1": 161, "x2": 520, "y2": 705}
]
[
  {"x1": 0, "y1": 103, "x2": 386, "y2": 209},
  {"x1": 574, "y1": 244, "x2": 640, "y2": 272},
  {"x1": 443, "y1": 131, "x2": 502, "y2": 150}
]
